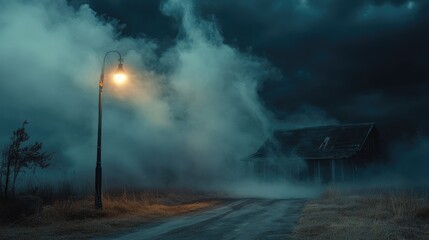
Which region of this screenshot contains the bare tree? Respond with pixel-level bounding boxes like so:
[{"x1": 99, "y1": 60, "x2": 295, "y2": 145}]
[{"x1": 1, "y1": 121, "x2": 52, "y2": 198}]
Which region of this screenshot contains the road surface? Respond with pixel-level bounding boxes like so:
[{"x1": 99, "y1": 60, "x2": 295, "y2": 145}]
[{"x1": 102, "y1": 199, "x2": 306, "y2": 240}]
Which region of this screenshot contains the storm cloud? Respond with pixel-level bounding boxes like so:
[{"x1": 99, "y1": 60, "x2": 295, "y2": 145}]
[{"x1": 77, "y1": 0, "x2": 429, "y2": 143}]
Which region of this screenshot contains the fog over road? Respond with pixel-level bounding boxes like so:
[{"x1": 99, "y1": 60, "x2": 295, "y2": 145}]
[{"x1": 103, "y1": 199, "x2": 305, "y2": 240}]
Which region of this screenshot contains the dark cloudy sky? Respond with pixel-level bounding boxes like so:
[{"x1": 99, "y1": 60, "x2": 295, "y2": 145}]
[
  {"x1": 0, "y1": 0, "x2": 428, "y2": 187},
  {"x1": 73, "y1": 0, "x2": 429, "y2": 142}
]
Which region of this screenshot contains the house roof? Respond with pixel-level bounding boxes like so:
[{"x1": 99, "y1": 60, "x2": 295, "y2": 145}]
[{"x1": 248, "y1": 123, "x2": 375, "y2": 161}]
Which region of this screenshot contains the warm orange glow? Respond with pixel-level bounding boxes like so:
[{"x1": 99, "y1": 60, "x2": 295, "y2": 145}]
[{"x1": 113, "y1": 73, "x2": 126, "y2": 84}]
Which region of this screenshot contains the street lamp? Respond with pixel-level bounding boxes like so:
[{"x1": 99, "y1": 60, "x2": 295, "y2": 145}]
[{"x1": 95, "y1": 50, "x2": 126, "y2": 209}]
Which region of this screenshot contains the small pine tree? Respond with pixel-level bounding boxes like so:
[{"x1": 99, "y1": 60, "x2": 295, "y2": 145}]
[{"x1": 1, "y1": 121, "x2": 52, "y2": 198}]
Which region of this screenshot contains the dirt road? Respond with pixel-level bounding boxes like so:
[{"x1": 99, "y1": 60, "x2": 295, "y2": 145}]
[{"x1": 102, "y1": 198, "x2": 305, "y2": 240}]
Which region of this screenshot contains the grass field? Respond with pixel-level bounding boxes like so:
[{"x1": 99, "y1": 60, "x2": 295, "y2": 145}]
[
  {"x1": 0, "y1": 189, "x2": 222, "y2": 239},
  {"x1": 293, "y1": 187, "x2": 429, "y2": 240}
]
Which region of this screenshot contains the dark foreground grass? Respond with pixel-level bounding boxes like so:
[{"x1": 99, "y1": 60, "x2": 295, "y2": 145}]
[
  {"x1": 293, "y1": 187, "x2": 429, "y2": 240},
  {"x1": 0, "y1": 189, "x2": 222, "y2": 240}
]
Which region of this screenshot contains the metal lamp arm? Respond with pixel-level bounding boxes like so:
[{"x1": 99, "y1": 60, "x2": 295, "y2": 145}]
[{"x1": 99, "y1": 50, "x2": 123, "y2": 86}]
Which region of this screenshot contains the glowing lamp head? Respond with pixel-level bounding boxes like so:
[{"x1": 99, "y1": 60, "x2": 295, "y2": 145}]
[{"x1": 113, "y1": 62, "x2": 126, "y2": 84}]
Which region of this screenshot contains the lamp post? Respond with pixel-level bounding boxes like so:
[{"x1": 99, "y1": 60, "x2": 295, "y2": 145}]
[{"x1": 95, "y1": 51, "x2": 126, "y2": 209}]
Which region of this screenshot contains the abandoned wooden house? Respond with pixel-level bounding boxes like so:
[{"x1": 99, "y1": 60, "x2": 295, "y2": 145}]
[{"x1": 243, "y1": 123, "x2": 379, "y2": 182}]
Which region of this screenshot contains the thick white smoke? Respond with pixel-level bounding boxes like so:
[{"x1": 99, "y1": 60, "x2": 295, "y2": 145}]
[{"x1": 0, "y1": 0, "x2": 275, "y2": 189}]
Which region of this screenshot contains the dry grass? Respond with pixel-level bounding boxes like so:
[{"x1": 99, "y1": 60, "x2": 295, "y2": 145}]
[
  {"x1": 294, "y1": 187, "x2": 429, "y2": 240},
  {"x1": 0, "y1": 191, "x2": 221, "y2": 240}
]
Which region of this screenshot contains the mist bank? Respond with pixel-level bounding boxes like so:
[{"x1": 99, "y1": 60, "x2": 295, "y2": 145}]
[
  {"x1": 1, "y1": 0, "x2": 426, "y2": 194},
  {"x1": 0, "y1": 0, "x2": 276, "y2": 188},
  {"x1": 359, "y1": 137, "x2": 429, "y2": 187}
]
